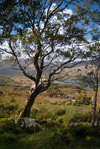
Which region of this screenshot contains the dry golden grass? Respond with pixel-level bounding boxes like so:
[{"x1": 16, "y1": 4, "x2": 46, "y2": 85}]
[
  {"x1": 11, "y1": 75, "x2": 32, "y2": 86},
  {"x1": 0, "y1": 75, "x2": 100, "y2": 111},
  {"x1": 58, "y1": 64, "x2": 99, "y2": 80}
]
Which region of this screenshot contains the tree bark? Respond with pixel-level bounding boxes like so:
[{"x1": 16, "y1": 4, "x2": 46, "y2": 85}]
[
  {"x1": 96, "y1": 109, "x2": 100, "y2": 127},
  {"x1": 91, "y1": 84, "x2": 98, "y2": 127},
  {"x1": 20, "y1": 89, "x2": 39, "y2": 117},
  {"x1": 91, "y1": 67, "x2": 99, "y2": 127}
]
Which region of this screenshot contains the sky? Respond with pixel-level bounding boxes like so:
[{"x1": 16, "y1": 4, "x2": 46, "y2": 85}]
[{"x1": 0, "y1": 0, "x2": 100, "y2": 60}]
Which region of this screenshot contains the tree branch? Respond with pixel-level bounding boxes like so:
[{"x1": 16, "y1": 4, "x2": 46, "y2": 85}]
[{"x1": 8, "y1": 39, "x2": 36, "y2": 81}]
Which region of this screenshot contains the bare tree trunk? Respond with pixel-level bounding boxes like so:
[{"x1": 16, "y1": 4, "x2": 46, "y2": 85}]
[
  {"x1": 91, "y1": 92, "x2": 97, "y2": 127},
  {"x1": 96, "y1": 109, "x2": 100, "y2": 127},
  {"x1": 20, "y1": 89, "x2": 39, "y2": 117},
  {"x1": 91, "y1": 67, "x2": 99, "y2": 127}
]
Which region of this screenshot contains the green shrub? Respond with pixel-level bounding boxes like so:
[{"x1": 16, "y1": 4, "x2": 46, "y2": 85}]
[
  {"x1": 73, "y1": 94, "x2": 91, "y2": 105},
  {"x1": 39, "y1": 120, "x2": 57, "y2": 128},
  {"x1": 0, "y1": 118, "x2": 23, "y2": 134},
  {"x1": 0, "y1": 133, "x2": 17, "y2": 144},
  {"x1": 0, "y1": 112, "x2": 9, "y2": 118},
  {"x1": 36, "y1": 108, "x2": 54, "y2": 121},
  {"x1": 31, "y1": 108, "x2": 39, "y2": 118},
  {"x1": 0, "y1": 103, "x2": 20, "y2": 118},
  {"x1": 55, "y1": 109, "x2": 66, "y2": 116},
  {"x1": 4, "y1": 103, "x2": 18, "y2": 111},
  {"x1": 86, "y1": 127, "x2": 100, "y2": 136},
  {"x1": 0, "y1": 103, "x2": 19, "y2": 113},
  {"x1": 47, "y1": 130, "x2": 71, "y2": 147},
  {"x1": 71, "y1": 125, "x2": 88, "y2": 136},
  {"x1": 48, "y1": 83, "x2": 62, "y2": 96},
  {"x1": 0, "y1": 128, "x2": 4, "y2": 135},
  {"x1": 0, "y1": 103, "x2": 4, "y2": 110},
  {"x1": 56, "y1": 116, "x2": 66, "y2": 124},
  {"x1": 69, "y1": 112, "x2": 92, "y2": 124}
]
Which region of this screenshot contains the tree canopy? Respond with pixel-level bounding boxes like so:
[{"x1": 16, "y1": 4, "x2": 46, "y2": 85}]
[{"x1": 0, "y1": 0, "x2": 100, "y2": 117}]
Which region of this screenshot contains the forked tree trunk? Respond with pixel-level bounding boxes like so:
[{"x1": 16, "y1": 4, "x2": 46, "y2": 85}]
[{"x1": 20, "y1": 89, "x2": 39, "y2": 117}]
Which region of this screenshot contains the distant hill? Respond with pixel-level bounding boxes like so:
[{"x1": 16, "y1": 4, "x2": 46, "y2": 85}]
[
  {"x1": 0, "y1": 61, "x2": 23, "y2": 75},
  {"x1": 0, "y1": 60, "x2": 93, "y2": 76}
]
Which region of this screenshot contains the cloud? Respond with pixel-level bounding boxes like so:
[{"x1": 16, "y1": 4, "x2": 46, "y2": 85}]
[
  {"x1": 63, "y1": 8, "x2": 72, "y2": 16},
  {"x1": 50, "y1": 3, "x2": 57, "y2": 11}
]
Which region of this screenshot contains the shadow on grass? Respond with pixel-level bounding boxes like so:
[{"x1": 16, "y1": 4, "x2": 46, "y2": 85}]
[{"x1": 0, "y1": 119, "x2": 100, "y2": 149}]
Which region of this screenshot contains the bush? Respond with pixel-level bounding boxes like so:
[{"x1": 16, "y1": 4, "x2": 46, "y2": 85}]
[
  {"x1": 0, "y1": 133, "x2": 17, "y2": 144},
  {"x1": 71, "y1": 125, "x2": 88, "y2": 136},
  {"x1": 0, "y1": 103, "x2": 19, "y2": 112},
  {"x1": 73, "y1": 94, "x2": 91, "y2": 105},
  {"x1": 0, "y1": 112, "x2": 9, "y2": 118},
  {"x1": 0, "y1": 103, "x2": 20, "y2": 118},
  {"x1": 4, "y1": 103, "x2": 18, "y2": 111},
  {"x1": 47, "y1": 83, "x2": 62, "y2": 96},
  {"x1": 0, "y1": 103, "x2": 4, "y2": 109},
  {"x1": 36, "y1": 108, "x2": 54, "y2": 121},
  {"x1": 0, "y1": 118, "x2": 23, "y2": 134},
  {"x1": 69, "y1": 112, "x2": 92, "y2": 124},
  {"x1": 56, "y1": 115, "x2": 67, "y2": 124},
  {"x1": 55, "y1": 109, "x2": 66, "y2": 116},
  {"x1": 30, "y1": 108, "x2": 39, "y2": 118},
  {"x1": 86, "y1": 127, "x2": 100, "y2": 136}
]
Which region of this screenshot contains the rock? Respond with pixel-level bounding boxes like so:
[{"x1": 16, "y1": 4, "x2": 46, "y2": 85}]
[{"x1": 12, "y1": 117, "x2": 44, "y2": 132}]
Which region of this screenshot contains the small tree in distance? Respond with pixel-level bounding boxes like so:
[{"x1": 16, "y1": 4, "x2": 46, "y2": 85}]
[
  {"x1": 0, "y1": 0, "x2": 99, "y2": 117},
  {"x1": 78, "y1": 42, "x2": 100, "y2": 127}
]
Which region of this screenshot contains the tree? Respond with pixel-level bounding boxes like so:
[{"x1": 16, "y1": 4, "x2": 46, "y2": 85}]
[
  {"x1": 0, "y1": 0, "x2": 99, "y2": 117},
  {"x1": 76, "y1": 0, "x2": 100, "y2": 126},
  {"x1": 89, "y1": 43, "x2": 100, "y2": 127},
  {"x1": 78, "y1": 42, "x2": 100, "y2": 127}
]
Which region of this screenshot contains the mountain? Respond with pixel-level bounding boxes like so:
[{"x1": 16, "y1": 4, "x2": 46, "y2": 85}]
[{"x1": 0, "y1": 60, "x2": 93, "y2": 76}]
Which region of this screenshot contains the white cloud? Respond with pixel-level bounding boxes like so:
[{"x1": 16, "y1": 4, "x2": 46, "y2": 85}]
[
  {"x1": 63, "y1": 8, "x2": 72, "y2": 16},
  {"x1": 50, "y1": 3, "x2": 57, "y2": 11}
]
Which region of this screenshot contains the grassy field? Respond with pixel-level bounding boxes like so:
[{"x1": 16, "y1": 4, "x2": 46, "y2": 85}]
[{"x1": 0, "y1": 75, "x2": 100, "y2": 149}]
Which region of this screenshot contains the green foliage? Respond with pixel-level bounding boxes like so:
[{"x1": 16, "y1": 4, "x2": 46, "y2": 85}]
[
  {"x1": 30, "y1": 105, "x2": 94, "y2": 126},
  {"x1": 74, "y1": 94, "x2": 91, "y2": 105},
  {"x1": 55, "y1": 109, "x2": 66, "y2": 116},
  {"x1": 56, "y1": 115, "x2": 67, "y2": 124},
  {"x1": 0, "y1": 121, "x2": 100, "y2": 149},
  {"x1": 35, "y1": 108, "x2": 55, "y2": 121},
  {"x1": 0, "y1": 104, "x2": 4, "y2": 111},
  {"x1": 48, "y1": 83, "x2": 62, "y2": 96},
  {"x1": 0, "y1": 133, "x2": 17, "y2": 144},
  {"x1": 30, "y1": 108, "x2": 39, "y2": 118},
  {"x1": 86, "y1": 127, "x2": 100, "y2": 136},
  {"x1": 0, "y1": 112, "x2": 9, "y2": 119},
  {"x1": 4, "y1": 103, "x2": 18, "y2": 111},
  {"x1": 70, "y1": 125, "x2": 89, "y2": 136},
  {"x1": 0, "y1": 103, "x2": 19, "y2": 118},
  {"x1": 0, "y1": 119, "x2": 23, "y2": 134},
  {"x1": 69, "y1": 112, "x2": 92, "y2": 124}
]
